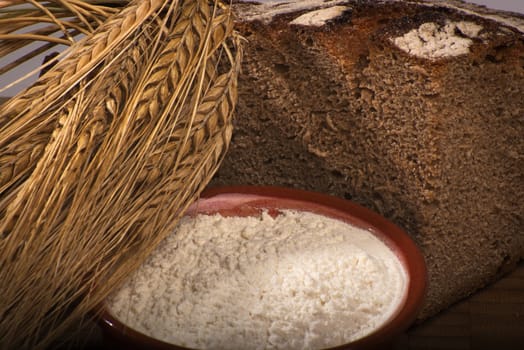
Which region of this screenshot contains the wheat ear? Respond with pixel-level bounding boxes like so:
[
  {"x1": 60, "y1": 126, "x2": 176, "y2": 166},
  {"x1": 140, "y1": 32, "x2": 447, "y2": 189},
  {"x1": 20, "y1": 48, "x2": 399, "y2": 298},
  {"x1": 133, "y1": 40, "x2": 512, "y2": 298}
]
[{"x1": 0, "y1": 0, "x2": 242, "y2": 348}]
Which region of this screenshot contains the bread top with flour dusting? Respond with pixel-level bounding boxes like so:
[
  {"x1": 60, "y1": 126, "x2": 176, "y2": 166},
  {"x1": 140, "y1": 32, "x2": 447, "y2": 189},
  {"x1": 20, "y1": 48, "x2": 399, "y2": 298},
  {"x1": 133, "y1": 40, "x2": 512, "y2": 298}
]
[
  {"x1": 234, "y1": 0, "x2": 524, "y2": 33},
  {"x1": 233, "y1": 0, "x2": 524, "y2": 61}
]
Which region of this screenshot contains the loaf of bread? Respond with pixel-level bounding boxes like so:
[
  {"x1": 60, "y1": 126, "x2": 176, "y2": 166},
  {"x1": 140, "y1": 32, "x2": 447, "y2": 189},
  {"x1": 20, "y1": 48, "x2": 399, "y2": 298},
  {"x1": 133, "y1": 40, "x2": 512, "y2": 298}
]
[{"x1": 212, "y1": 0, "x2": 524, "y2": 319}]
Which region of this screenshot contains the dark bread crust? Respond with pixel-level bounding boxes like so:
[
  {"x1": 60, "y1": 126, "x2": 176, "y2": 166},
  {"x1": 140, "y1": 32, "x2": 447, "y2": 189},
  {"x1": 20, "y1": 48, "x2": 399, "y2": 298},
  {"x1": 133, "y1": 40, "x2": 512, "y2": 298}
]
[{"x1": 212, "y1": 1, "x2": 524, "y2": 319}]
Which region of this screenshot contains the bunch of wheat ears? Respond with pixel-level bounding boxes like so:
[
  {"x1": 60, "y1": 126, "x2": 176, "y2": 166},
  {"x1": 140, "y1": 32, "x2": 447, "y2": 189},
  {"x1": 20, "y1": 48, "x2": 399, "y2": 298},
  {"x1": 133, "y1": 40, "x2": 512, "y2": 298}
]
[{"x1": 0, "y1": 0, "x2": 241, "y2": 348}]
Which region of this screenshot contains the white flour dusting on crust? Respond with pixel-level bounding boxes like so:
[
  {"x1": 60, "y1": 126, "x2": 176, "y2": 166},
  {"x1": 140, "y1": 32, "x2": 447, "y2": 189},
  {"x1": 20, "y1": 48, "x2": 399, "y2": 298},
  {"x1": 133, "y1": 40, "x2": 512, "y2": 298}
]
[{"x1": 392, "y1": 21, "x2": 483, "y2": 59}]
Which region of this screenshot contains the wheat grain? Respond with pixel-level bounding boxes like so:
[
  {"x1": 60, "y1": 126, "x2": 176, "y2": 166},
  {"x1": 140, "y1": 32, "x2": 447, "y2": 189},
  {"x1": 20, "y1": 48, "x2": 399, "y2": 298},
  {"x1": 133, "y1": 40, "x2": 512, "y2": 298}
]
[{"x1": 0, "y1": 0, "x2": 241, "y2": 348}]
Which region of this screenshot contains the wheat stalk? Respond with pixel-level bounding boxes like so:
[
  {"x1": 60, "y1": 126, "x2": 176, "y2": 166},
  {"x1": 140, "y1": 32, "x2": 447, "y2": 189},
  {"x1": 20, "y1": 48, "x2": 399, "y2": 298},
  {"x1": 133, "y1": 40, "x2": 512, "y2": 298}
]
[{"x1": 0, "y1": 0, "x2": 241, "y2": 348}]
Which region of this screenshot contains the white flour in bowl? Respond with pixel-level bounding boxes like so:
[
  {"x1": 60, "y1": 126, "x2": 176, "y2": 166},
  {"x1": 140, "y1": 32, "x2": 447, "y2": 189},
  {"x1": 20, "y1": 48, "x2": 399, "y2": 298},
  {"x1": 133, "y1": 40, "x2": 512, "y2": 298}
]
[{"x1": 108, "y1": 210, "x2": 407, "y2": 350}]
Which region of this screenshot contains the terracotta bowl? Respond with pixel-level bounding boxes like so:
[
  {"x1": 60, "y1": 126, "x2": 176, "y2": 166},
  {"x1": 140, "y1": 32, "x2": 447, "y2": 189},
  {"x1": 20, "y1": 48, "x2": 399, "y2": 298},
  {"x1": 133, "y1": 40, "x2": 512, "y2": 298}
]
[{"x1": 98, "y1": 185, "x2": 427, "y2": 350}]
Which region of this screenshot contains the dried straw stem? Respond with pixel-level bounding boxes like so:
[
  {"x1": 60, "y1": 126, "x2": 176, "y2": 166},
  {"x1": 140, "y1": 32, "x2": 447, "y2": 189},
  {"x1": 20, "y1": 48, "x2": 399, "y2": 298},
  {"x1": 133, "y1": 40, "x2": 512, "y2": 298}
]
[{"x1": 0, "y1": 0, "x2": 241, "y2": 348}]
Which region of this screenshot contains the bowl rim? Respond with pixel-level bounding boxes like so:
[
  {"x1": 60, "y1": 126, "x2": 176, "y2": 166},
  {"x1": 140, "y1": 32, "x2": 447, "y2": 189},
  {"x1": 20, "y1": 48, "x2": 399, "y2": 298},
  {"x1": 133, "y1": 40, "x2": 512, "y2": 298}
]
[{"x1": 98, "y1": 185, "x2": 428, "y2": 350}]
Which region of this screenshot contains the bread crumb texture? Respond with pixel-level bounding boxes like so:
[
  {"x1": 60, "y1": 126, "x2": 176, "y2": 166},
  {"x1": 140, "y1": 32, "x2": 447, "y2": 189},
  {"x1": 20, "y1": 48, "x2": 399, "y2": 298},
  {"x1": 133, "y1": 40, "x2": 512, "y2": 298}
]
[
  {"x1": 393, "y1": 21, "x2": 483, "y2": 59},
  {"x1": 108, "y1": 211, "x2": 407, "y2": 350},
  {"x1": 217, "y1": 0, "x2": 524, "y2": 320}
]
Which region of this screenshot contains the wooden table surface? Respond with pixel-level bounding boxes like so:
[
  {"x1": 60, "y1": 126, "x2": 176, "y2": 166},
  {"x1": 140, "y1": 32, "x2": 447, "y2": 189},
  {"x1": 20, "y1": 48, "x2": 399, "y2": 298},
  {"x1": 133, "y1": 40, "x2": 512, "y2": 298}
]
[{"x1": 392, "y1": 261, "x2": 524, "y2": 350}]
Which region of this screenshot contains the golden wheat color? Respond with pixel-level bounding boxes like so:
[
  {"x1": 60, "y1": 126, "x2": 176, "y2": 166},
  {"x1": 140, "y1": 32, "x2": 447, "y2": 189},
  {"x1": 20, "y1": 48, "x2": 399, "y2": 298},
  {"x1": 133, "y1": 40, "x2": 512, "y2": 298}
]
[{"x1": 0, "y1": 0, "x2": 242, "y2": 348}]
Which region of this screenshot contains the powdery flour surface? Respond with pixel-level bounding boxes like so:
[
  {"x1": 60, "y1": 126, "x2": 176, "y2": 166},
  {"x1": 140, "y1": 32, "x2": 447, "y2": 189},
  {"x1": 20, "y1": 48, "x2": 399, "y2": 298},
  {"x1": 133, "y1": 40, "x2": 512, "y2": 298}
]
[{"x1": 108, "y1": 210, "x2": 407, "y2": 350}]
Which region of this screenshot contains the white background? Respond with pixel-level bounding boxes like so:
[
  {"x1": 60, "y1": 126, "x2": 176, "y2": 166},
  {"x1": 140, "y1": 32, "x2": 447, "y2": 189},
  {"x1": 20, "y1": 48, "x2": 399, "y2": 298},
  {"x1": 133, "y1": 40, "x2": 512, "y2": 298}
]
[{"x1": 467, "y1": 0, "x2": 524, "y2": 13}]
